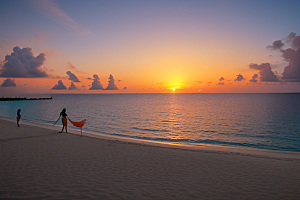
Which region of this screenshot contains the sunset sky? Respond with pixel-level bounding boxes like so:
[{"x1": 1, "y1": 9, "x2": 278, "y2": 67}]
[{"x1": 1, "y1": 0, "x2": 300, "y2": 96}]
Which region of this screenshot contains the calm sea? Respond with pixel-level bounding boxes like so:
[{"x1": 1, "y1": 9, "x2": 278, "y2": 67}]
[{"x1": 1, "y1": 93, "x2": 300, "y2": 152}]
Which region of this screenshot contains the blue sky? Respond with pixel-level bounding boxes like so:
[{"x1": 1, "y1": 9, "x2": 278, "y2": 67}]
[{"x1": 1, "y1": 0, "x2": 300, "y2": 95}]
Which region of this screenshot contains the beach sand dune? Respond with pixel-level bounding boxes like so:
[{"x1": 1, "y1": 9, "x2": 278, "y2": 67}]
[{"x1": 1, "y1": 118, "x2": 300, "y2": 199}]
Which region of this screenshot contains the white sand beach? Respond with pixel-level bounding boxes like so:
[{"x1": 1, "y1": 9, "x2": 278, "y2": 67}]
[{"x1": 1, "y1": 117, "x2": 300, "y2": 199}]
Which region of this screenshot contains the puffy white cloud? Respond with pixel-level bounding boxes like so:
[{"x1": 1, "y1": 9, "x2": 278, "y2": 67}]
[{"x1": 0, "y1": 46, "x2": 48, "y2": 78}]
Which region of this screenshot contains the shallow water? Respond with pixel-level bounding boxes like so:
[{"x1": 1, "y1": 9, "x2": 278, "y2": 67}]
[{"x1": 1, "y1": 93, "x2": 300, "y2": 152}]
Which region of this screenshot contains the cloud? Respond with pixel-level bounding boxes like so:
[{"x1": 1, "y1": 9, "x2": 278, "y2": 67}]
[
  {"x1": 249, "y1": 63, "x2": 280, "y2": 82},
  {"x1": 30, "y1": 0, "x2": 78, "y2": 28},
  {"x1": 281, "y1": 48, "x2": 300, "y2": 81},
  {"x1": 1, "y1": 78, "x2": 16, "y2": 87},
  {"x1": 66, "y1": 71, "x2": 80, "y2": 82},
  {"x1": 68, "y1": 82, "x2": 79, "y2": 90},
  {"x1": 267, "y1": 40, "x2": 284, "y2": 50},
  {"x1": 249, "y1": 63, "x2": 269, "y2": 71},
  {"x1": 0, "y1": 46, "x2": 48, "y2": 78},
  {"x1": 93, "y1": 74, "x2": 100, "y2": 80},
  {"x1": 105, "y1": 74, "x2": 119, "y2": 90},
  {"x1": 286, "y1": 32, "x2": 296, "y2": 43},
  {"x1": 118, "y1": 80, "x2": 122, "y2": 82},
  {"x1": 234, "y1": 74, "x2": 245, "y2": 81},
  {"x1": 89, "y1": 74, "x2": 103, "y2": 90},
  {"x1": 51, "y1": 80, "x2": 67, "y2": 90},
  {"x1": 291, "y1": 36, "x2": 300, "y2": 49},
  {"x1": 249, "y1": 74, "x2": 258, "y2": 83},
  {"x1": 87, "y1": 77, "x2": 92, "y2": 80},
  {"x1": 267, "y1": 32, "x2": 300, "y2": 81},
  {"x1": 217, "y1": 82, "x2": 225, "y2": 85},
  {"x1": 29, "y1": 0, "x2": 93, "y2": 35},
  {"x1": 218, "y1": 76, "x2": 225, "y2": 81},
  {"x1": 123, "y1": 86, "x2": 127, "y2": 89},
  {"x1": 67, "y1": 62, "x2": 76, "y2": 69}
]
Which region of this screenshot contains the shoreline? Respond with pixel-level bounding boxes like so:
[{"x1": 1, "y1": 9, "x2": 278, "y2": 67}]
[
  {"x1": 1, "y1": 116, "x2": 300, "y2": 199},
  {"x1": 1, "y1": 115, "x2": 299, "y2": 160}
]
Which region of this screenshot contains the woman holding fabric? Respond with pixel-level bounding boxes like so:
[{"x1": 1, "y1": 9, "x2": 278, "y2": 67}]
[{"x1": 54, "y1": 108, "x2": 68, "y2": 133}]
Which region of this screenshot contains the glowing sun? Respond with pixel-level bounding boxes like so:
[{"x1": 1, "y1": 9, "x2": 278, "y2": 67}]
[{"x1": 172, "y1": 88, "x2": 176, "y2": 91}]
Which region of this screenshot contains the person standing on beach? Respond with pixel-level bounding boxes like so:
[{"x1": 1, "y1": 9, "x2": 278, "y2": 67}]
[
  {"x1": 17, "y1": 109, "x2": 21, "y2": 127},
  {"x1": 55, "y1": 108, "x2": 68, "y2": 133}
]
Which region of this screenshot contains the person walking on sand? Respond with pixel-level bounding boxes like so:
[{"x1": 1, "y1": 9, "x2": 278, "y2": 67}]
[
  {"x1": 54, "y1": 108, "x2": 68, "y2": 133},
  {"x1": 17, "y1": 109, "x2": 21, "y2": 127}
]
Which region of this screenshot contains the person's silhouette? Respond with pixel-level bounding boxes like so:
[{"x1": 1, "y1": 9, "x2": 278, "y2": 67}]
[
  {"x1": 55, "y1": 108, "x2": 68, "y2": 133},
  {"x1": 17, "y1": 109, "x2": 21, "y2": 127}
]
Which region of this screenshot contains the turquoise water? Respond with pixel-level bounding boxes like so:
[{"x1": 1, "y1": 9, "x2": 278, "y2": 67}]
[{"x1": 1, "y1": 93, "x2": 300, "y2": 152}]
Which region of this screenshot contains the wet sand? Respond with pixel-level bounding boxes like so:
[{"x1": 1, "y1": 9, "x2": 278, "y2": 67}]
[{"x1": 1, "y1": 117, "x2": 300, "y2": 199}]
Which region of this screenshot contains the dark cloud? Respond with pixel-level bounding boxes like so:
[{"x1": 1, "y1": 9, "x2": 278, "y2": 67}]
[
  {"x1": 281, "y1": 48, "x2": 295, "y2": 62},
  {"x1": 234, "y1": 74, "x2": 245, "y2": 81},
  {"x1": 218, "y1": 76, "x2": 225, "y2": 81},
  {"x1": 0, "y1": 46, "x2": 48, "y2": 78},
  {"x1": 249, "y1": 74, "x2": 258, "y2": 83},
  {"x1": 123, "y1": 86, "x2": 127, "y2": 89},
  {"x1": 51, "y1": 80, "x2": 67, "y2": 90},
  {"x1": 267, "y1": 40, "x2": 284, "y2": 50},
  {"x1": 286, "y1": 32, "x2": 296, "y2": 43},
  {"x1": 66, "y1": 71, "x2": 80, "y2": 82},
  {"x1": 87, "y1": 77, "x2": 92, "y2": 80},
  {"x1": 118, "y1": 80, "x2": 122, "y2": 82},
  {"x1": 68, "y1": 82, "x2": 79, "y2": 90},
  {"x1": 249, "y1": 63, "x2": 270, "y2": 70},
  {"x1": 249, "y1": 63, "x2": 280, "y2": 82},
  {"x1": 93, "y1": 74, "x2": 100, "y2": 80},
  {"x1": 291, "y1": 36, "x2": 300, "y2": 49},
  {"x1": 89, "y1": 74, "x2": 103, "y2": 90},
  {"x1": 217, "y1": 82, "x2": 224, "y2": 85},
  {"x1": 1, "y1": 78, "x2": 16, "y2": 87},
  {"x1": 281, "y1": 48, "x2": 300, "y2": 81},
  {"x1": 105, "y1": 74, "x2": 118, "y2": 90},
  {"x1": 267, "y1": 32, "x2": 300, "y2": 81}
]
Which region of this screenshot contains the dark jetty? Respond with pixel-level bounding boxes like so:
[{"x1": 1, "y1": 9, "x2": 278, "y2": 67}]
[{"x1": 0, "y1": 97, "x2": 53, "y2": 101}]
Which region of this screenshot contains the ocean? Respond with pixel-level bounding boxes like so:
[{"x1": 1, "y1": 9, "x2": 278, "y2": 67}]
[{"x1": 1, "y1": 93, "x2": 299, "y2": 152}]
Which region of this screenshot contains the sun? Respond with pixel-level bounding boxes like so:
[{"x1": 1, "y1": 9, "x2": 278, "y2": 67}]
[{"x1": 172, "y1": 88, "x2": 176, "y2": 91}]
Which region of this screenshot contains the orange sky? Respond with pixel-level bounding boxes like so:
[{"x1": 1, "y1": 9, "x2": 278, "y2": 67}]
[{"x1": 1, "y1": 0, "x2": 300, "y2": 96}]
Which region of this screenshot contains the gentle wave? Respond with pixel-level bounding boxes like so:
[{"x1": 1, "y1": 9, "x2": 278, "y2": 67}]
[{"x1": 1, "y1": 93, "x2": 300, "y2": 152}]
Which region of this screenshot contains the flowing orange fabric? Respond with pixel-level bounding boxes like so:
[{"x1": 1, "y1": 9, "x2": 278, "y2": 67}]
[{"x1": 68, "y1": 118, "x2": 86, "y2": 128}]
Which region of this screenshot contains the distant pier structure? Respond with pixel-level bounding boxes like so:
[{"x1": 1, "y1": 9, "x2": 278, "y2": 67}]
[{"x1": 0, "y1": 97, "x2": 53, "y2": 101}]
